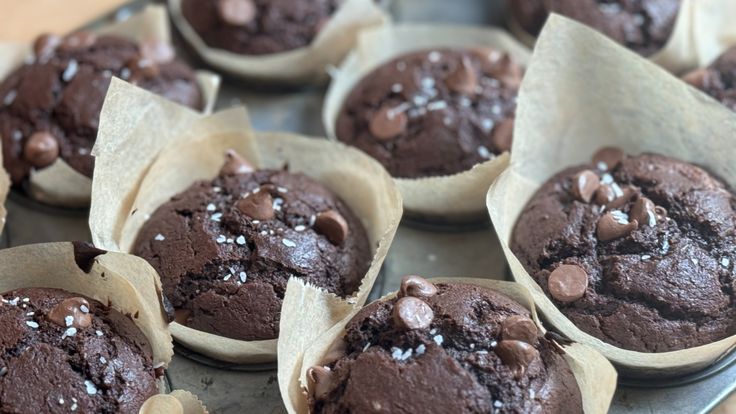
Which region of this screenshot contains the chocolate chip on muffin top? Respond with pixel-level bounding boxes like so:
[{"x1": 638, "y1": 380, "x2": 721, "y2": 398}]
[
  {"x1": 683, "y1": 46, "x2": 736, "y2": 112},
  {"x1": 511, "y1": 148, "x2": 736, "y2": 352},
  {"x1": 181, "y1": 0, "x2": 339, "y2": 55},
  {"x1": 0, "y1": 287, "x2": 159, "y2": 413},
  {"x1": 336, "y1": 48, "x2": 522, "y2": 178},
  {"x1": 133, "y1": 151, "x2": 372, "y2": 341},
  {"x1": 0, "y1": 32, "x2": 203, "y2": 184},
  {"x1": 306, "y1": 276, "x2": 583, "y2": 414}
]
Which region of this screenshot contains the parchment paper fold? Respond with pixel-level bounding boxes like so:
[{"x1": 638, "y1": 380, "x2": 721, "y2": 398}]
[
  {"x1": 90, "y1": 79, "x2": 402, "y2": 363},
  {"x1": 488, "y1": 15, "x2": 736, "y2": 377},
  {"x1": 278, "y1": 277, "x2": 617, "y2": 414},
  {"x1": 323, "y1": 25, "x2": 530, "y2": 223}
]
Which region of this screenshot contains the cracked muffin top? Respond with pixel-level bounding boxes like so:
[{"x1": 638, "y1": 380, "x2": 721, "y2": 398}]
[
  {"x1": 508, "y1": 0, "x2": 681, "y2": 56},
  {"x1": 132, "y1": 151, "x2": 371, "y2": 341},
  {"x1": 0, "y1": 287, "x2": 159, "y2": 413},
  {"x1": 511, "y1": 148, "x2": 736, "y2": 352},
  {"x1": 305, "y1": 276, "x2": 583, "y2": 414},
  {"x1": 0, "y1": 31, "x2": 202, "y2": 185}
]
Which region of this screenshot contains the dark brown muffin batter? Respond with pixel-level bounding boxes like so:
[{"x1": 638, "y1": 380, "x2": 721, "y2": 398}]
[
  {"x1": 511, "y1": 148, "x2": 736, "y2": 352},
  {"x1": 684, "y1": 46, "x2": 736, "y2": 111},
  {"x1": 336, "y1": 48, "x2": 522, "y2": 178},
  {"x1": 133, "y1": 152, "x2": 371, "y2": 341},
  {"x1": 0, "y1": 32, "x2": 203, "y2": 184},
  {"x1": 508, "y1": 0, "x2": 681, "y2": 56},
  {"x1": 181, "y1": 0, "x2": 339, "y2": 55},
  {"x1": 0, "y1": 287, "x2": 159, "y2": 413},
  {"x1": 306, "y1": 277, "x2": 583, "y2": 414}
]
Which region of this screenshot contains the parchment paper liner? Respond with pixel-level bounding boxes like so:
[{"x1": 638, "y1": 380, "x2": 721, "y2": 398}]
[
  {"x1": 0, "y1": 4, "x2": 220, "y2": 208},
  {"x1": 323, "y1": 25, "x2": 531, "y2": 224},
  {"x1": 0, "y1": 141, "x2": 8, "y2": 234},
  {"x1": 169, "y1": 0, "x2": 388, "y2": 85},
  {"x1": 0, "y1": 242, "x2": 207, "y2": 413},
  {"x1": 488, "y1": 15, "x2": 736, "y2": 378},
  {"x1": 89, "y1": 79, "x2": 403, "y2": 363},
  {"x1": 506, "y1": 0, "x2": 736, "y2": 74},
  {"x1": 278, "y1": 277, "x2": 617, "y2": 414}
]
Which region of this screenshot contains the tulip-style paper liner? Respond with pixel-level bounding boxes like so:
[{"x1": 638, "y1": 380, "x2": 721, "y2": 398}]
[
  {"x1": 0, "y1": 142, "x2": 8, "y2": 234},
  {"x1": 0, "y1": 242, "x2": 207, "y2": 413},
  {"x1": 507, "y1": 0, "x2": 736, "y2": 74},
  {"x1": 89, "y1": 79, "x2": 403, "y2": 363},
  {"x1": 139, "y1": 390, "x2": 208, "y2": 414},
  {"x1": 278, "y1": 277, "x2": 617, "y2": 414},
  {"x1": 169, "y1": 0, "x2": 388, "y2": 84},
  {"x1": 0, "y1": 4, "x2": 220, "y2": 208},
  {"x1": 488, "y1": 15, "x2": 736, "y2": 378},
  {"x1": 323, "y1": 25, "x2": 531, "y2": 224}
]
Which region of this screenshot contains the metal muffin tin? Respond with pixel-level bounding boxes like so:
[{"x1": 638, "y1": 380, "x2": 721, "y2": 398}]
[{"x1": 1, "y1": 0, "x2": 734, "y2": 412}]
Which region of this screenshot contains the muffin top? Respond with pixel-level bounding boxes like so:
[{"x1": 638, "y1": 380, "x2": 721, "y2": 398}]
[
  {"x1": 0, "y1": 287, "x2": 159, "y2": 413},
  {"x1": 336, "y1": 48, "x2": 521, "y2": 178},
  {"x1": 509, "y1": 0, "x2": 681, "y2": 56},
  {"x1": 133, "y1": 152, "x2": 372, "y2": 341},
  {"x1": 0, "y1": 32, "x2": 203, "y2": 183},
  {"x1": 306, "y1": 277, "x2": 582, "y2": 414},
  {"x1": 181, "y1": 0, "x2": 338, "y2": 55},
  {"x1": 684, "y1": 46, "x2": 736, "y2": 111},
  {"x1": 511, "y1": 148, "x2": 736, "y2": 352}
]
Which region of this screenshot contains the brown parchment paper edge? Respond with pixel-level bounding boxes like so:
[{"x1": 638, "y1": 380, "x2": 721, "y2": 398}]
[{"x1": 277, "y1": 277, "x2": 617, "y2": 414}]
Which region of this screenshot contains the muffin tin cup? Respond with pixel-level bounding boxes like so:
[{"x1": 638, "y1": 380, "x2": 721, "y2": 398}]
[
  {"x1": 89, "y1": 79, "x2": 403, "y2": 364},
  {"x1": 0, "y1": 5, "x2": 221, "y2": 209},
  {"x1": 487, "y1": 16, "x2": 736, "y2": 378},
  {"x1": 168, "y1": 0, "x2": 388, "y2": 85},
  {"x1": 323, "y1": 24, "x2": 531, "y2": 226},
  {"x1": 505, "y1": 0, "x2": 736, "y2": 74},
  {"x1": 0, "y1": 242, "x2": 207, "y2": 413},
  {"x1": 278, "y1": 277, "x2": 617, "y2": 414}
]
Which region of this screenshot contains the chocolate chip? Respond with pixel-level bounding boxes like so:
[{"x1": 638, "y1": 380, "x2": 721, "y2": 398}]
[
  {"x1": 174, "y1": 309, "x2": 191, "y2": 325},
  {"x1": 392, "y1": 297, "x2": 434, "y2": 330},
  {"x1": 597, "y1": 211, "x2": 638, "y2": 241},
  {"x1": 594, "y1": 184, "x2": 616, "y2": 205},
  {"x1": 369, "y1": 106, "x2": 408, "y2": 140},
  {"x1": 630, "y1": 197, "x2": 657, "y2": 227},
  {"x1": 59, "y1": 31, "x2": 96, "y2": 52},
  {"x1": 489, "y1": 53, "x2": 524, "y2": 89},
  {"x1": 220, "y1": 150, "x2": 255, "y2": 176},
  {"x1": 236, "y1": 190, "x2": 274, "y2": 220},
  {"x1": 72, "y1": 241, "x2": 106, "y2": 273},
  {"x1": 682, "y1": 68, "x2": 709, "y2": 87},
  {"x1": 139, "y1": 40, "x2": 175, "y2": 64},
  {"x1": 314, "y1": 210, "x2": 349, "y2": 245},
  {"x1": 501, "y1": 315, "x2": 538, "y2": 344},
  {"x1": 491, "y1": 118, "x2": 514, "y2": 153},
  {"x1": 307, "y1": 366, "x2": 333, "y2": 400},
  {"x1": 571, "y1": 170, "x2": 600, "y2": 203},
  {"x1": 605, "y1": 186, "x2": 636, "y2": 211},
  {"x1": 592, "y1": 147, "x2": 625, "y2": 171},
  {"x1": 47, "y1": 297, "x2": 92, "y2": 329},
  {"x1": 446, "y1": 55, "x2": 478, "y2": 96},
  {"x1": 23, "y1": 131, "x2": 59, "y2": 168},
  {"x1": 547, "y1": 264, "x2": 588, "y2": 303},
  {"x1": 33, "y1": 34, "x2": 62, "y2": 60},
  {"x1": 218, "y1": 0, "x2": 257, "y2": 26},
  {"x1": 655, "y1": 206, "x2": 668, "y2": 220},
  {"x1": 495, "y1": 340, "x2": 539, "y2": 379},
  {"x1": 398, "y1": 275, "x2": 437, "y2": 299},
  {"x1": 127, "y1": 57, "x2": 160, "y2": 81}
]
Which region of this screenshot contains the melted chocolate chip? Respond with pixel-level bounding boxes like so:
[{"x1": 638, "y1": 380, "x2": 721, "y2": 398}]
[
  {"x1": 446, "y1": 55, "x2": 478, "y2": 95},
  {"x1": 605, "y1": 186, "x2": 636, "y2": 211},
  {"x1": 369, "y1": 106, "x2": 408, "y2": 140},
  {"x1": 398, "y1": 275, "x2": 437, "y2": 299},
  {"x1": 139, "y1": 40, "x2": 175, "y2": 64},
  {"x1": 597, "y1": 211, "x2": 638, "y2": 241},
  {"x1": 72, "y1": 242, "x2": 107, "y2": 273},
  {"x1": 491, "y1": 118, "x2": 514, "y2": 153},
  {"x1": 630, "y1": 196, "x2": 657, "y2": 227},
  {"x1": 217, "y1": 0, "x2": 257, "y2": 26},
  {"x1": 571, "y1": 170, "x2": 599, "y2": 203},
  {"x1": 23, "y1": 131, "x2": 59, "y2": 168},
  {"x1": 392, "y1": 297, "x2": 434, "y2": 330},
  {"x1": 307, "y1": 366, "x2": 333, "y2": 400},
  {"x1": 501, "y1": 315, "x2": 538, "y2": 344},
  {"x1": 220, "y1": 150, "x2": 255, "y2": 176},
  {"x1": 547, "y1": 264, "x2": 588, "y2": 303},
  {"x1": 314, "y1": 210, "x2": 349, "y2": 245},
  {"x1": 495, "y1": 340, "x2": 539, "y2": 379},
  {"x1": 33, "y1": 34, "x2": 62, "y2": 60},
  {"x1": 59, "y1": 31, "x2": 97, "y2": 52},
  {"x1": 594, "y1": 184, "x2": 616, "y2": 205},
  {"x1": 237, "y1": 190, "x2": 275, "y2": 220},
  {"x1": 592, "y1": 147, "x2": 625, "y2": 171},
  {"x1": 47, "y1": 297, "x2": 92, "y2": 329}
]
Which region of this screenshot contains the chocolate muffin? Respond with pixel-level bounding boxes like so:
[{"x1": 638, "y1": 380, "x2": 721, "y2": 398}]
[
  {"x1": 0, "y1": 287, "x2": 159, "y2": 413},
  {"x1": 511, "y1": 148, "x2": 736, "y2": 352},
  {"x1": 683, "y1": 46, "x2": 736, "y2": 111},
  {"x1": 306, "y1": 276, "x2": 583, "y2": 413},
  {"x1": 508, "y1": 0, "x2": 681, "y2": 56},
  {"x1": 335, "y1": 48, "x2": 522, "y2": 178},
  {"x1": 132, "y1": 152, "x2": 372, "y2": 341},
  {"x1": 181, "y1": 0, "x2": 339, "y2": 55},
  {"x1": 0, "y1": 32, "x2": 203, "y2": 184}
]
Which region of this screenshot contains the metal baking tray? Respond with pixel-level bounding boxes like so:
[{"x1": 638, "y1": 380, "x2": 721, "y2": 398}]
[{"x1": 2, "y1": 0, "x2": 735, "y2": 412}]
